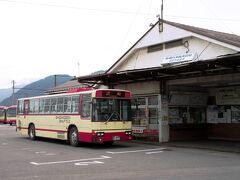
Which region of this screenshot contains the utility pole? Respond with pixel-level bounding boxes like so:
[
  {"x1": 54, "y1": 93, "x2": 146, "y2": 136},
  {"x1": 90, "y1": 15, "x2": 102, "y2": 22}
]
[
  {"x1": 77, "y1": 62, "x2": 80, "y2": 77},
  {"x1": 12, "y1": 80, "x2": 15, "y2": 105},
  {"x1": 54, "y1": 75, "x2": 57, "y2": 87},
  {"x1": 158, "y1": 0, "x2": 164, "y2": 32},
  {"x1": 161, "y1": 0, "x2": 163, "y2": 21}
]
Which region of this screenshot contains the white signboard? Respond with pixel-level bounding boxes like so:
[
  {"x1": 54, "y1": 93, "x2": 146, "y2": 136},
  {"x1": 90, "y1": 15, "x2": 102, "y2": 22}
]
[
  {"x1": 132, "y1": 126, "x2": 146, "y2": 134},
  {"x1": 216, "y1": 87, "x2": 240, "y2": 105},
  {"x1": 162, "y1": 53, "x2": 196, "y2": 65}
]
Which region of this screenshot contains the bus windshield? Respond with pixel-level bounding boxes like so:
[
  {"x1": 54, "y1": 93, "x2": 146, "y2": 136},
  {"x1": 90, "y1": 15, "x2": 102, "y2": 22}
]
[
  {"x1": 92, "y1": 98, "x2": 131, "y2": 122},
  {"x1": 7, "y1": 108, "x2": 16, "y2": 117}
]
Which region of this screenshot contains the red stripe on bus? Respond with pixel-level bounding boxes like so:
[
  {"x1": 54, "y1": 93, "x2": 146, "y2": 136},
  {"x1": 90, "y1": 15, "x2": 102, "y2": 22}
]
[
  {"x1": 36, "y1": 128, "x2": 67, "y2": 133},
  {"x1": 16, "y1": 126, "x2": 67, "y2": 133}
]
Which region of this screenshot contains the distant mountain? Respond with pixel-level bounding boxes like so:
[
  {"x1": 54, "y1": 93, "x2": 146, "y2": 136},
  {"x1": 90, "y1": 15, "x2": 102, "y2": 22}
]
[
  {"x1": 0, "y1": 84, "x2": 27, "y2": 102},
  {"x1": 91, "y1": 70, "x2": 105, "y2": 75},
  {"x1": 0, "y1": 88, "x2": 12, "y2": 102},
  {"x1": 0, "y1": 75, "x2": 73, "y2": 106}
]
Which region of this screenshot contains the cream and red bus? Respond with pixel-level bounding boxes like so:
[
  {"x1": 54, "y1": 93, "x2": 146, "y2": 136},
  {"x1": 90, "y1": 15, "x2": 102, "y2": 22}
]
[
  {"x1": 0, "y1": 106, "x2": 6, "y2": 124},
  {"x1": 16, "y1": 88, "x2": 132, "y2": 146},
  {"x1": 6, "y1": 105, "x2": 17, "y2": 125}
]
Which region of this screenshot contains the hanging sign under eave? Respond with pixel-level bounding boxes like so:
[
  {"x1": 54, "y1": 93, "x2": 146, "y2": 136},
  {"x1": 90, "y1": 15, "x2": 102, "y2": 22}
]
[{"x1": 162, "y1": 53, "x2": 197, "y2": 65}]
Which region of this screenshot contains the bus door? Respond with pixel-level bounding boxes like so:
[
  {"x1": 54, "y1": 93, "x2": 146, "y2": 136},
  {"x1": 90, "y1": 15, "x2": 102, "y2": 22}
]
[{"x1": 23, "y1": 100, "x2": 30, "y2": 117}]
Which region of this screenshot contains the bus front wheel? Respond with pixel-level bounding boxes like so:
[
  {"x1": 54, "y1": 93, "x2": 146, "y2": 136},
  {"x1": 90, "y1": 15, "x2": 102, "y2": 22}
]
[
  {"x1": 28, "y1": 124, "x2": 36, "y2": 140},
  {"x1": 69, "y1": 127, "x2": 79, "y2": 147}
]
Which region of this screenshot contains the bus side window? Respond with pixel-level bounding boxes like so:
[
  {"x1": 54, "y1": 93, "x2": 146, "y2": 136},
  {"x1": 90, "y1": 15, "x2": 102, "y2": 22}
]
[
  {"x1": 81, "y1": 94, "x2": 91, "y2": 118},
  {"x1": 51, "y1": 98, "x2": 57, "y2": 113},
  {"x1": 29, "y1": 99, "x2": 34, "y2": 114},
  {"x1": 17, "y1": 100, "x2": 24, "y2": 114},
  {"x1": 57, "y1": 97, "x2": 64, "y2": 113},
  {"x1": 34, "y1": 99, "x2": 39, "y2": 114},
  {"x1": 39, "y1": 99, "x2": 44, "y2": 113},
  {"x1": 23, "y1": 100, "x2": 29, "y2": 115},
  {"x1": 72, "y1": 95, "x2": 79, "y2": 114},
  {"x1": 64, "y1": 96, "x2": 71, "y2": 113},
  {"x1": 44, "y1": 98, "x2": 51, "y2": 113}
]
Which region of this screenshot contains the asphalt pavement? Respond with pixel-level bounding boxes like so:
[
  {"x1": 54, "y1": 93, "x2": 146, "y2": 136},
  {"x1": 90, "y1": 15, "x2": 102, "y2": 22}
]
[{"x1": 1, "y1": 124, "x2": 240, "y2": 180}]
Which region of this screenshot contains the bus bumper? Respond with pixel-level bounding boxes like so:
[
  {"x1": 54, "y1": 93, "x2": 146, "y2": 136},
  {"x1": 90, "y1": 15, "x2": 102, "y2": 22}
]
[{"x1": 79, "y1": 131, "x2": 132, "y2": 143}]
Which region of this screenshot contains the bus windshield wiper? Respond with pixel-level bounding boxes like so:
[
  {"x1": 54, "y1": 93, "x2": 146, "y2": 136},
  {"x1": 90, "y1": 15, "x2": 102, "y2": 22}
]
[{"x1": 104, "y1": 111, "x2": 120, "y2": 124}]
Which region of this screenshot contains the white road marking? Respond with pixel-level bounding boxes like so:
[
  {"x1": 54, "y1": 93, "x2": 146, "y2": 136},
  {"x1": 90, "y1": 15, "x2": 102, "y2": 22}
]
[
  {"x1": 35, "y1": 151, "x2": 47, "y2": 154},
  {"x1": 21, "y1": 148, "x2": 55, "y2": 156},
  {"x1": 1, "y1": 143, "x2": 7, "y2": 145},
  {"x1": 75, "y1": 161, "x2": 104, "y2": 166},
  {"x1": 145, "y1": 151, "x2": 164, "y2": 155},
  {"x1": 106, "y1": 148, "x2": 166, "y2": 154},
  {"x1": 30, "y1": 155, "x2": 111, "y2": 166},
  {"x1": 45, "y1": 153, "x2": 56, "y2": 156}
]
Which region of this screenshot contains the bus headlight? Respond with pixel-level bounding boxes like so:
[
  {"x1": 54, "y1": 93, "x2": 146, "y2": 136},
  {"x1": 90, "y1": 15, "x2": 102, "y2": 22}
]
[
  {"x1": 96, "y1": 132, "x2": 105, "y2": 137},
  {"x1": 125, "y1": 131, "x2": 132, "y2": 136}
]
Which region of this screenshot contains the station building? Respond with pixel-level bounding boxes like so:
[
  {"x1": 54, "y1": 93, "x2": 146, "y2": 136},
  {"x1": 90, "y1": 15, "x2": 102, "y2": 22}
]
[{"x1": 77, "y1": 20, "x2": 240, "y2": 142}]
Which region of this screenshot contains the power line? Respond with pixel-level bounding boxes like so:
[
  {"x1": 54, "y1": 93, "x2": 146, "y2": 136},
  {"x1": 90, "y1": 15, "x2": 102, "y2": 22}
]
[
  {"x1": 2, "y1": 0, "x2": 239, "y2": 22},
  {"x1": 0, "y1": 0, "x2": 153, "y2": 15},
  {"x1": 113, "y1": 0, "x2": 144, "y2": 60},
  {"x1": 165, "y1": 14, "x2": 240, "y2": 22},
  {"x1": 198, "y1": 0, "x2": 234, "y2": 34}
]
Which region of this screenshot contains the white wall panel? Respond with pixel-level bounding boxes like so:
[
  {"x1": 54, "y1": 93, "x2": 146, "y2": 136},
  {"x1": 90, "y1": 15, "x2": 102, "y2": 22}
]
[{"x1": 115, "y1": 81, "x2": 160, "y2": 95}]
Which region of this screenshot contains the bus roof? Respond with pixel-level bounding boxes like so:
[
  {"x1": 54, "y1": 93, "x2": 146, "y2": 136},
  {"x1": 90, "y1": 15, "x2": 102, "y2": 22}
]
[
  {"x1": 17, "y1": 89, "x2": 131, "y2": 101},
  {"x1": 6, "y1": 105, "x2": 17, "y2": 109}
]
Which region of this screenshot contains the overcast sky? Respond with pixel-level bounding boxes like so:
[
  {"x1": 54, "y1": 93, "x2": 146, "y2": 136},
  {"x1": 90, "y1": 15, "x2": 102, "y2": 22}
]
[{"x1": 0, "y1": 0, "x2": 239, "y2": 88}]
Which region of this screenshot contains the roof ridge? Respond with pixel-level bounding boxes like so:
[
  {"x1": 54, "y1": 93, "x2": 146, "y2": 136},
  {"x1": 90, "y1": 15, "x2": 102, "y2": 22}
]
[{"x1": 163, "y1": 20, "x2": 240, "y2": 48}]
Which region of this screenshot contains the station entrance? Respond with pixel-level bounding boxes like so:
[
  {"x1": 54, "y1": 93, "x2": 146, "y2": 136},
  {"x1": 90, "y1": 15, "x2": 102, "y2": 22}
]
[
  {"x1": 167, "y1": 73, "x2": 240, "y2": 142},
  {"x1": 77, "y1": 54, "x2": 240, "y2": 143}
]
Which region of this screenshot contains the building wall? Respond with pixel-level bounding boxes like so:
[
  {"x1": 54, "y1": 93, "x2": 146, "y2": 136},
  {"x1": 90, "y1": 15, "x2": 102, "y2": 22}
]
[
  {"x1": 110, "y1": 22, "x2": 238, "y2": 73},
  {"x1": 106, "y1": 22, "x2": 240, "y2": 142},
  {"x1": 116, "y1": 37, "x2": 236, "y2": 72},
  {"x1": 135, "y1": 23, "x2": 192, "y2": 49},
  {"x1": 114, "y1": 81, "x2": 160, "y2": 95},
  {"x1": 187, "y1": 38, "x2": 236, "y2": 60}
]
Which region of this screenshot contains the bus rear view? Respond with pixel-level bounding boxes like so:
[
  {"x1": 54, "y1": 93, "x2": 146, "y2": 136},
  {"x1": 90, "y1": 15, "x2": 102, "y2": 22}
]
[
  {"x1": 0, "y1": 106, "x2": 6, "y2": 124},
  {"x1": 6, "y1": 106, "x2": 17, "y2": 125}
]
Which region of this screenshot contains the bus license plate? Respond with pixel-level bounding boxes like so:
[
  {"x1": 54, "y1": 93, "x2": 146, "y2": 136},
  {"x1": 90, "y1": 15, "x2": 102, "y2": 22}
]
[{"x1": 113, "y1": 136, "x2": 120, "y2": 141}]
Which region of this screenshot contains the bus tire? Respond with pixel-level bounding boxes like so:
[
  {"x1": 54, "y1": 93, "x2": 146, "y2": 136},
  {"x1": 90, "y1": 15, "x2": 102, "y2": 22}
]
[
  {"x1": 69, "y1": 127, "x2": 79, "y2": 147},
  {"x1": 28, "y1": 124, "x2": 37, "y2": 140}
]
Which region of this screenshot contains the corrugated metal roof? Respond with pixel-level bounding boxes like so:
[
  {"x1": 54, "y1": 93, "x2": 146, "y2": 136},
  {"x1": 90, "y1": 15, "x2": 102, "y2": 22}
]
[
  {"x1": 165, "y1": 21, "x2": 240, "y2": 48},
  {"x1": 46, "y1": 79, "x2": 87, "y2": 94}
]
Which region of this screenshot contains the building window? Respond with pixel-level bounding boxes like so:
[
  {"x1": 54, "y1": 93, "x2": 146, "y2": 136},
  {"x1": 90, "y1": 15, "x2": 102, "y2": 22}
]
[
  {"x1": 165, "y1": 39, "x2": 183, "y2": 49},
  {"x1": 132, "y1": 96, "x2": 159, "y2": 126},
  {"x1": 147, "y1": 44, "x2": 163, "y2": 53}
]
